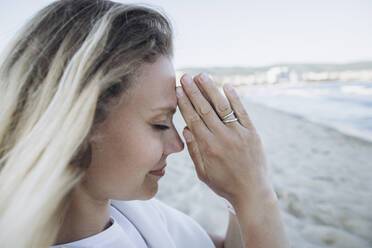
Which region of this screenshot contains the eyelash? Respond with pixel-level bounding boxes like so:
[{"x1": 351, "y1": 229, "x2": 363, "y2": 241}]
[{"x1": 153, "y1": 124, "x2": 170, "y2": 131}]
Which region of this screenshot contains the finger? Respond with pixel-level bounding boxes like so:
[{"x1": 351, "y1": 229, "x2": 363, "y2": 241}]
[
  {"x1": 180, "y1": 74, "x2": 224, "y2": 133},
  {"x1": 182, "y1": 127, "x2": 206, "y2": 181},
  {"x1": 194, "y1": 73, "x2": 238, "y2": 128},
  {"x1": 176, "y1": 86, "x2": 212, "y2": 140},
  {"x1": 193, "y1": 75, "x2": 212, "y2": 103},
  {"x1": 222, "y1": 83, "x2": 256, "y2": 131}
]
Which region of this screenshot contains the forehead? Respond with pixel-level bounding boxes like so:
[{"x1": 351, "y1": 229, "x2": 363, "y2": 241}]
[{"x1": 125, "y1": 56, "x2": 177, "y2": 115}]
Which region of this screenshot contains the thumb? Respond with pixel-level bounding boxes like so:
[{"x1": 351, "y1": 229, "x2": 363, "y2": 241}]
[{"x1": 183, "y1": 127, "x2": 206, "y2": 181}]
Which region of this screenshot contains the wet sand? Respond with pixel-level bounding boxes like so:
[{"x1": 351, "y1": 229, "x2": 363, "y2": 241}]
[{"x1": 155, "y1": 95, "x2": 372, "y2": 248}]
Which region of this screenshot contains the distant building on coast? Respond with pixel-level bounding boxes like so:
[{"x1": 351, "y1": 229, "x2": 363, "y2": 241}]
[{"x1": 178, "y1": 62, "x2": 372, "y2": 86}]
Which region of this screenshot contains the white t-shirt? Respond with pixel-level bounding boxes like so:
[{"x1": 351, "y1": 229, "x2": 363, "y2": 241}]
[{"x1": 50, "y1": 198, "x2": 215, "y2": 248}]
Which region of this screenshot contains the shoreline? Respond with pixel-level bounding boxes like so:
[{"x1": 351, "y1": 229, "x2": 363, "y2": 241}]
[
  {"x1": 235, "y1": 82, "x2": 372, "y2": 144},
  {"x1": 249, "y1": 100, "x2": 372, "y2": 145}
]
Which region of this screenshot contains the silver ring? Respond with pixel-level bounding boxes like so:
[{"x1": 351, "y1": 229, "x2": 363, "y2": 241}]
[
  {"x1": 223, "y1": 118, "x2": 238, "y2": 123},
  {"x1": 222, "y1": 110, "x2": 235, "y2": 120}
]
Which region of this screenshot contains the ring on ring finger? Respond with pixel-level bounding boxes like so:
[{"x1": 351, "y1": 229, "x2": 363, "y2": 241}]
[{"x1": 221, "y1": 110, "x2": 239, "y2": 124}]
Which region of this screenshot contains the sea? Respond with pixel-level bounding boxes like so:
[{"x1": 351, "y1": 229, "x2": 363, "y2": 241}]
[{"x1": 238, "y1": 81, "x2": 372, "y2": 143}]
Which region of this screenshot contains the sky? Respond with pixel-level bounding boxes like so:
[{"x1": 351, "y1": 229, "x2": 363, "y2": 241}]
[{"x1": 0, "y1": 0, "x2": 371, "y2": 69}]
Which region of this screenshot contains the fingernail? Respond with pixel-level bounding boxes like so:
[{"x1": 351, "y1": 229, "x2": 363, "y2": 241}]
[
  {"x1": 176, "y1": 87, "x2": 183, "y2": 97},
  {"x1": 225, "y1": 83, "x2": 233, "y2": 91},
  {"x1": 201, "y1": 73, "x2": 209, "y2": 82},
  {"x1": 182, "y1": 74, "x2": 192, "y2": 85}
]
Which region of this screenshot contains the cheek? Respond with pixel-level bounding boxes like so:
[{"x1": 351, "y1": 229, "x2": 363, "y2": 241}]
[
  {"x1": 125, "y1": 128, "x2": 164, "y2": 170},
  {"x1": 87, "y1": 124, "x2": 164, "y2": 189},
  {"x1": 100, "y1": 121, "x2": 163, "y2": 167}
]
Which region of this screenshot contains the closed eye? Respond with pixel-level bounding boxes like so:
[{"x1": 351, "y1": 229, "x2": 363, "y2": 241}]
[{"x1": 153, "y1": 124, "x2": 170, "y2": 131}]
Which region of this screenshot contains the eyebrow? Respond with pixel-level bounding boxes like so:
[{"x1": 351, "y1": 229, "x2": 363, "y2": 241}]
[{"x1": 151, "y1": 106, "x2": 177, "y2": 115}]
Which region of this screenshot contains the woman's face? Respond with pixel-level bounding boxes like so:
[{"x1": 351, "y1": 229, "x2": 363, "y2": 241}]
[{"x1": 82, "y1": 55, "x2": 184, "y2": 201}]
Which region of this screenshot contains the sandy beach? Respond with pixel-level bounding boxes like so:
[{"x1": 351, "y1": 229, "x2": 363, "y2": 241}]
[{"x1": 155, "y1": 94, "x2": 372, "y2": 248}]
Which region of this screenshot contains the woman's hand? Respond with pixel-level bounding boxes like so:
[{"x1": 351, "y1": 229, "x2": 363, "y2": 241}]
[{"x1": 176, "y1": 73, "x2": 275, "y2": 206}]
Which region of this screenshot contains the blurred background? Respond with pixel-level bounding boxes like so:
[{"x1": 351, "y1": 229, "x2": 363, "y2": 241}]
[{"x1": 1, "y1": 1, "x2": 371, "y2": 247}]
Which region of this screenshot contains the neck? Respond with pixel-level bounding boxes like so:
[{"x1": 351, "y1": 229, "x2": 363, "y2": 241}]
[{"x1": 54, "y1": 184, "x2": 111, "y2": 245}]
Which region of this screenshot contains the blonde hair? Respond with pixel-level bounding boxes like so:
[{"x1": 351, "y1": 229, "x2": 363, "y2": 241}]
[{"x1": 0, "y1": 0, "x2": 173, "y2": 247}]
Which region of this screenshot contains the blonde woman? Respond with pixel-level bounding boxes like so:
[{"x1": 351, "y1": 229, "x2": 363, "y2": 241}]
[{"x1": 0, "y1": 0, "x2": 290, "y2": 247}]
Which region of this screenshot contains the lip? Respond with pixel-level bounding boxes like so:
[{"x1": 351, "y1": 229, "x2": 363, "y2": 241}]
[{"x1": 149, "y1": 164, "x2": 166, "y2": 176}]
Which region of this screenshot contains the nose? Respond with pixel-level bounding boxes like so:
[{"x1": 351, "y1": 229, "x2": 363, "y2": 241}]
[{"x1": 164, "y1": 126, "x2": 185, "y2": 155}]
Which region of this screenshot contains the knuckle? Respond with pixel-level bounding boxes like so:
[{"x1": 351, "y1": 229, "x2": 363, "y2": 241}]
[
  {"x1": 189, "y1": 88, "x2": 200, "y2": 98},
  {"x1": 216, "y1": 103, "x2": 230, "y2": 114},
  {"x1": 189, "y1": 114, "x2": 201, "y2": 125},
  {"x1": 198, "y1": 105, "x2": 213, "y2": 117}
]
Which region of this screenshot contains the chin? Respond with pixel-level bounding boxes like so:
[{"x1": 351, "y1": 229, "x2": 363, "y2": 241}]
[
  {"x1": 134, "y1": 184, "x2": 158, "y2": 201},
  {"x1": 144, "y1": 186, "x2": 158, "y2": 200}
]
